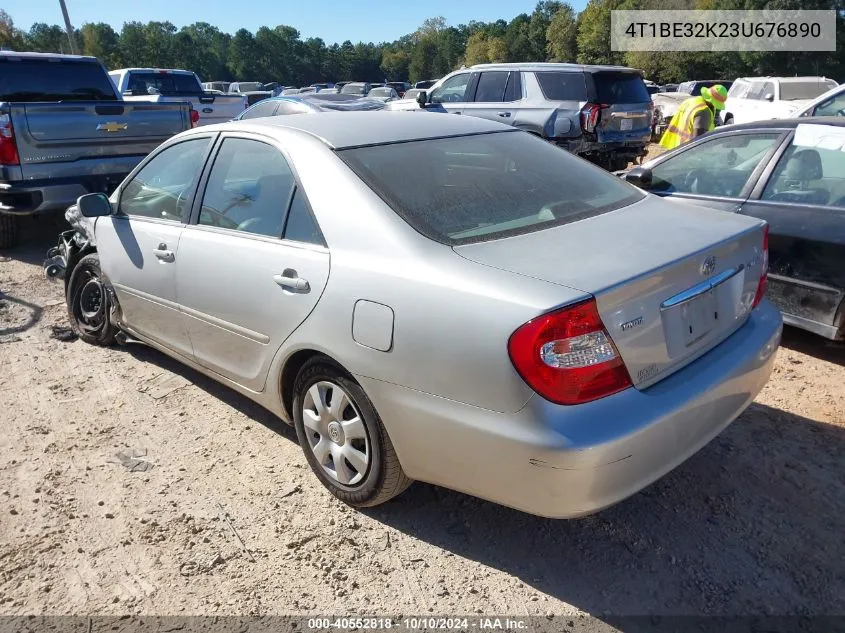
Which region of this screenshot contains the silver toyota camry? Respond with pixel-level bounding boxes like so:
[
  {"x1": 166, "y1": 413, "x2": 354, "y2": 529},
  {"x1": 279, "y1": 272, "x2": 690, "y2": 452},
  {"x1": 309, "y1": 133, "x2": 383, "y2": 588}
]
[{"x1": 48, "y1": 112, "x2": 782, "y2": 518}]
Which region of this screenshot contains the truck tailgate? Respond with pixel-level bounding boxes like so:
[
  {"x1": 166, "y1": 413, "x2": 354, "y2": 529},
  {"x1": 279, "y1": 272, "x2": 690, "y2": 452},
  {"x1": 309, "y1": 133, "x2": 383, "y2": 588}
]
[{"x1": 16, "y1": 101, "x2": 190, "y2": 175}]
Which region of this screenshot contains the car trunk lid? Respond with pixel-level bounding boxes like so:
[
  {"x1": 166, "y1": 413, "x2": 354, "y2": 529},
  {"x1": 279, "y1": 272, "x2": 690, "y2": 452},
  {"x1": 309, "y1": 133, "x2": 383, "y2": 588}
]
[
  {"x1": 454, "y1": 197, "x2": 767, "y2": 389},
  {"x1": 589, "y1": 71, "x2": 652, "y2": 143}
]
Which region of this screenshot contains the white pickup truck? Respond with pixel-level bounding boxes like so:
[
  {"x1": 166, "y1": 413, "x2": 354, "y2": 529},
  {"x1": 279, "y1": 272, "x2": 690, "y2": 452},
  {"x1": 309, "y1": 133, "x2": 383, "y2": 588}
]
[
  {"x1": 721, "y1": 76, "x2": 838, "y2": 125},
  {"x1": 110, "y1": 68, "x2": 247, "y2": 126}
]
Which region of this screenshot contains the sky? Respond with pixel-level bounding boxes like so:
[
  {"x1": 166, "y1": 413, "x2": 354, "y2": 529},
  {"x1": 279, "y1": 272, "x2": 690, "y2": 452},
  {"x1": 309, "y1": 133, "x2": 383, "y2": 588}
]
[{"x1": 8, "y1": 0, "x2": 588, "y2": 45}]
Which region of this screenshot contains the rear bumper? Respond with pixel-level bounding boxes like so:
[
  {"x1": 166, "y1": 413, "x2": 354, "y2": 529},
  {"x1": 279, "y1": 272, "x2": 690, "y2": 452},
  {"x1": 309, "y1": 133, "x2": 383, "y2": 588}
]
[
  {"x1": 359, "y1": 300, "x2": 782, "y2": 518},
  {"x1": 0, "y1": 176, "x2": 125, "y2": 216}
]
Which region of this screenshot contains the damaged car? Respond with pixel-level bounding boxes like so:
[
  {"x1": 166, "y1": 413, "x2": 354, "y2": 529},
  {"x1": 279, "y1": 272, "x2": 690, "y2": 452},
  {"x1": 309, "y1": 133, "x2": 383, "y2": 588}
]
[{"x1": 46, "y1": 112, "x2": 781, "y2": 518}]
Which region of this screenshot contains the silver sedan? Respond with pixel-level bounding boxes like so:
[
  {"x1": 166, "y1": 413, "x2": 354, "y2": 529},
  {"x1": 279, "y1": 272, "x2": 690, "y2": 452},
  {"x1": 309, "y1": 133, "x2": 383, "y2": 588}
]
[{"x1": 51, "y1": 112, "x2": 782, "y2": 518}]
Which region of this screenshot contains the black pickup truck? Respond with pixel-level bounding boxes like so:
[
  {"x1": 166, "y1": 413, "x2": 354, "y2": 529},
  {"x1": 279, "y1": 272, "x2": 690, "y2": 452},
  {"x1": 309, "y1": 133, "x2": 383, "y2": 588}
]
[{"x1": 0, "y1": 51, "x2": 193, "y2": 248}]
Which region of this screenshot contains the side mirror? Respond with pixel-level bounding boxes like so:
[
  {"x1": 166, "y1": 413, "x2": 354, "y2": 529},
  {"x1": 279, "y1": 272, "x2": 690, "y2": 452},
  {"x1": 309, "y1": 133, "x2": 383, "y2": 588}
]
[
  {"x1": 416, "y1": 90, "x2": 428, "y2": 108},
  {"x1": 625, "y1": 166, "x2": 653, "y2": 189},
  {"x1": 77, "y1": 192, "x2": 112, "y2": 218},
  {"x1": 763, "y1": 93, "x2": 774, "y2": 102}
]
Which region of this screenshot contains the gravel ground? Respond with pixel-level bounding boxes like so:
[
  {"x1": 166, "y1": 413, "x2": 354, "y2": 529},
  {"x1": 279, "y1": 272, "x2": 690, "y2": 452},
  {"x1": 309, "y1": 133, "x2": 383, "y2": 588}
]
[{"x1": 1, "y1": 215, "x2": 844, "y2": 623}]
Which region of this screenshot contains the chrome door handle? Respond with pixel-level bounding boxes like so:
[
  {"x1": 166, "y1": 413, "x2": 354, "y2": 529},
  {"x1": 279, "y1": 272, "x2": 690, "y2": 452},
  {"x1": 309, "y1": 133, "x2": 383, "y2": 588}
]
[
  {"x1": 273, "y1": 273, "x2": 310, "y2": 293},
  {"x1": 152, "y1": 246, "x2": 174, "y2": 262},
  {"x1": 497, "y1": 112, "x2": 511, "y2": 118}
]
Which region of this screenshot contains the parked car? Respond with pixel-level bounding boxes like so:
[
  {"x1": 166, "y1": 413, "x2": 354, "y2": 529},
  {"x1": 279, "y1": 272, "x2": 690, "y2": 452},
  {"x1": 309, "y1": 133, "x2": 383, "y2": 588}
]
[
  {"x1": 110, "y1": 68, "x2": 248, "y2": 126},
  {"x1": 229, "y1": 81, "x2": 264, "y2": 93},
  {"x1": 202, "y1": 81, "x2": 231, "y2": 93},
  {"x1": 793, "y1": 83, "x2": 845, "y2": 118},
  {"x1": 367, "y1": 87, "x2": 399, "y2": 102},
  {"x1": 281, "y1": 88, "x2": 301, "y2": 96},
  {"x1": 340, "y1": 82, "x2": 372, "y2": 96},
  {"x1": 644, "y1": 80, "x2": 661, "y2": 95},
  {"x1": 0, "y1": 52, "x2": 193, "y2": 249},
  {"x1": 722, "y1": 77, "x2": 838, "y2": 125},
  {"x1": 319, "y1": 88, "x2": 339, "y2": 94},
  {"x1": 386, "y1": 81, "x2": 411, "y2": 97},
  {"x1": 661, "y1": 83, "x2": 679, "y2": 92},
  {"x1": 399, "y1": 88, "x2": 426, "y2": 102},
  {"x1": 414, "y1": 80, "x2": 437, "y2": 90},
  {"x1": 47, "y1": 112, "x2": 780, "y2": 518},
  {"x1": 310, "y1": 83, "x2": 333, "y2": 90},
  {"x1": 619, "y1": 117, "x2": 845, "y2": 341},
  {"x1": 398, "y1": 62, "x2": 653, "y2": 171},
  {"x1": 334, "y1": 81, "x2": 352, "y2": 92},
  {"x1": 677, "y1": 80, "x2": 734, "y2": 96},
  {"x1": 235, "y1": 94, "x2": 385, "y2": 120},
  {"x1": 298, "y1": 87, "x2": 318, "y2": 94}
]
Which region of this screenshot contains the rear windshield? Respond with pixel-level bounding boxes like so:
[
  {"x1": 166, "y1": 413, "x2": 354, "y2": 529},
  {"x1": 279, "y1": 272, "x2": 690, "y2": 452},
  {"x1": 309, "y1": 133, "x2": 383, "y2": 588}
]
[
  {"x1": 0, "y1": 58, "x2": 118, "y2": 101},
  {"x1": 338, "y1": 131, "x2": 643, "y2": 245},
  {"x1": 593, "y1": 72, "x2": 650, "y2": 104},
  {"x1": 535, "y1": 72, "x2": 587, "y2": 101},
  {"x1": 125, "y1": 72, "x2": 201, "y2": 96},
  {"x1": 780, "y1": 80, "x2": 838, "y2": 101},
  {"x1": 341, "y1": 84, "x2": 368, "y2": 95}
]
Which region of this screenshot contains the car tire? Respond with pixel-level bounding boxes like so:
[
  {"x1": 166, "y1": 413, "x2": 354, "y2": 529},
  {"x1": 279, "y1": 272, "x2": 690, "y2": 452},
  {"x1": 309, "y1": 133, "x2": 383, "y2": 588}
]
[
  {"x1": 293, "y1": 359, "x2": 412, "y2": 507},
  {"x1": 66, "y1": 253, "x2": 118, "y2": 346},
  {"x1": 0, "y1": 215, "x2": 20, "y2": 250}
]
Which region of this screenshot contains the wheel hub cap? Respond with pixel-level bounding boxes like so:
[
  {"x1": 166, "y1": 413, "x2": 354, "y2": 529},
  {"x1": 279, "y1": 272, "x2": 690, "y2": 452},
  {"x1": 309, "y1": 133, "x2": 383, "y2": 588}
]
[
  {"x1": 327, "y1": 421, "x2": 344, "y2": 445},
  {"x1": 301, "y1": 381, "x2": 370, "y2": 487}
]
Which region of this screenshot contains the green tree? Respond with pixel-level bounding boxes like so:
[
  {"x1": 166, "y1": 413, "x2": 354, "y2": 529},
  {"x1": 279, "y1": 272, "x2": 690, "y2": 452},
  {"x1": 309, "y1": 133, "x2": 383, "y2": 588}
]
[
  {"x1": 576, "y1": 0, "x2": 625, "y2": 65},
  {"x1": 546, "y1": 4, "x2": 578, "y2": 61},
  {"x1": 228, "y1": 28, "x2": 261, "y2": 79},
  {"x1": 0, "y1": 10, "x2": 26, "y2": 50},
  {"x1": 80, "y1": 23, "x2": 123, "y2": 68},
  {"x1": 27, "y1": 22, "x2": 68, "y2": 53}
]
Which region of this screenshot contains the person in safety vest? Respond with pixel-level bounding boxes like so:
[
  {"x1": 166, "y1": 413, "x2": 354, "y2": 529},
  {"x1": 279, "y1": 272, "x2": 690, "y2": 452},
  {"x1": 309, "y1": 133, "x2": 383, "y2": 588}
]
[{"x1": 659, "y1": 84, "x2": 728, "y2": 150}]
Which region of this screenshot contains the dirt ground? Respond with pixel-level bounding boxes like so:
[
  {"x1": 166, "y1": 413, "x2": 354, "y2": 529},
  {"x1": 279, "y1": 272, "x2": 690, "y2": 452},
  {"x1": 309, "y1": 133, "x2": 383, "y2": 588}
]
[{"x1": 1, "y1": 216, "x2": 844, "y2": 623}]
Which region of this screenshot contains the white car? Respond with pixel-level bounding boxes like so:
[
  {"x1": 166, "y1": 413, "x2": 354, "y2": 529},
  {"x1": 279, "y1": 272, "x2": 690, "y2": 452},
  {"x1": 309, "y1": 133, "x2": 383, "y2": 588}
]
[
  {"x1": 792, "y1": 83, "x2": 845, "y2": 118},
  {"x1": 110, "y1": 68, "x2": 248, "y2": 126},
  {"x1": 722, "y1": 76, "x2": 838, "y2": 125}
]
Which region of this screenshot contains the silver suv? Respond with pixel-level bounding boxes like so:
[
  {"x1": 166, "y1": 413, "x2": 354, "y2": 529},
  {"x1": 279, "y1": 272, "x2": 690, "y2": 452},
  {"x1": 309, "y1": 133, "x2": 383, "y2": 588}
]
[{"x1": 406, "y1": 63, "x2": 653, "y2": 170}]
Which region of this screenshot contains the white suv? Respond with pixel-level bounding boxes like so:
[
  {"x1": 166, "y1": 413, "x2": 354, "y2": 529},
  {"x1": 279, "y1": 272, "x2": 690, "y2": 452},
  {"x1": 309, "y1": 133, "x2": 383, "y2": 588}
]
[{"x1": 722, "y1": 76, "x2": 838, "y2": 125}]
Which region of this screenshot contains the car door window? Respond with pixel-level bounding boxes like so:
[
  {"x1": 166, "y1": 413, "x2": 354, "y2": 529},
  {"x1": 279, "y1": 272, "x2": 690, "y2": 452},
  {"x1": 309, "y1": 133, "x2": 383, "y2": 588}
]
[
  {"x1": 504, "y1": 71, "x2": 522, "y2": 102},
  {"x1": 474, "y1": 72, "x2": 509, "y2": 103},
  {"x1": 762, "y1": 129, "x2": 845, "y2": 208},
  {"x1": 199, "y1": 138, "x2": 295, "y2": 238},
  {"x1": 239, "y1": 100, "x2": 278, "y2": 119},
  {"x1": 283, "y1": 188, "x2": 326, "y2": 246},
  {"x1": 119, "y1": 138, "x2": 211, "y2": 221},
  {"x1": 649, "y1": 133, "x2": 781, "y2": 197},
  {"x1": 535, "y1": 72, "x2": 586, "y2": 101},
  {"x1": 814, "y1": 92, "x2": 845, "y2": 117},
  {"x1": 430, "y1": 73, "x2": 471, "y2": 104}
]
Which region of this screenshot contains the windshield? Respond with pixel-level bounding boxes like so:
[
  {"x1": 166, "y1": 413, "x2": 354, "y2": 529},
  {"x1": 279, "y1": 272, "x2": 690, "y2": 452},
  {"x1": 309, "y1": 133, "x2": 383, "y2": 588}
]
[
  {"x1": 0, "y1": 58, "x2": 118, "y2": 101},
  {"x1": 339, "y1": 131, "x2": 642, "y2": 245},
  {"x1": 781, "y1": 80, "x2": 838, "y2": 101},
  {"x1": 124, "y1": 72, "x2": 201, "y2": 96}
]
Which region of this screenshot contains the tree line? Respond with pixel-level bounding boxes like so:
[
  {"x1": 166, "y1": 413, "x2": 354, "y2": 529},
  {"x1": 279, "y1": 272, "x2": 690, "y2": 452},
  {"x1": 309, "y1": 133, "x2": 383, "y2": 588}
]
[{"x1": 1, "y1": 0, "x2": 843, "y2": 88}]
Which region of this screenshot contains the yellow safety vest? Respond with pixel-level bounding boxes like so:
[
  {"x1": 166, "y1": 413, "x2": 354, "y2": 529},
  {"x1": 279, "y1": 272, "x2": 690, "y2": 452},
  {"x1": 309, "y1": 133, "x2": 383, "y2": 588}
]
[{"x1": 659, "y1": 96, "x2": 714, "y2": 150}]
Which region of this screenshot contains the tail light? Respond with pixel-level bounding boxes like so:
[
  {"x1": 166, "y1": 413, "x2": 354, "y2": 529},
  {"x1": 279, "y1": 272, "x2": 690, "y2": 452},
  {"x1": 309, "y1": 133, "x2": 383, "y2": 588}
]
[
  {"x1": 0, "y1": 113, "x2": 20, "y2": 166},
  {"x1": 190, "y1": 108, "x2": 200, "y2": 127},
  {"x1": 580, "y1": 102, "x2": 608, "y2": 134},
  {"x1": 508, "y1": 299, "x2": 632, "y2": 405},
  {"x1": 752, "y1": 224, "x2": 769, "y2": 308}
]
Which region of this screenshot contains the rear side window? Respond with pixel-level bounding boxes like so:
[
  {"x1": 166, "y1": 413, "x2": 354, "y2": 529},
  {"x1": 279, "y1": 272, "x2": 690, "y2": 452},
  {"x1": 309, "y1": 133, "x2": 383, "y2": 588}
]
[
  {"x1": 781, "y1": 81, "x2": 839, "y2": 101},
  {"x1": 474, "y1": 72, "x2": 510, "y2": 102},
  {"x1": 504, "y1": 72, "x2": 522, "y2": 102},
  {"x1": 593, "y1": 73, "x2": 650, "y2": 104},
  {"x1": 125, "y1": 72, "x2": 201, "y2": 96},
  {"x1": 535, "y1": 72, "x2": 587, "y2": 101},
  {"x1": 0, "y1": 58, "x2": 118, "y2": 101},
  {"x1": 338, "y1": 131, "x2": 642, "y2": 245}
]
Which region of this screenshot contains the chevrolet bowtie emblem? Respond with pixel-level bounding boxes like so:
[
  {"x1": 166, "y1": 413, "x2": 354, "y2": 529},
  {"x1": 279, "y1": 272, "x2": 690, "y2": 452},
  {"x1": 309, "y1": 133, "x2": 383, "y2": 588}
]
[{"x1": 97, "y1": 122, "x2": 127, "y2": 132}]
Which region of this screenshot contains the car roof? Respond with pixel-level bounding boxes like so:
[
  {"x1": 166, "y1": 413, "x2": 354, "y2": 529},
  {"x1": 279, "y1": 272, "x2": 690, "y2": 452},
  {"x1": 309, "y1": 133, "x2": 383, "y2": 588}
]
[
  {"x1": 111, "y1": 68, "x2": 194, "y2": 74},
  {"x1": 469, "y1": 62, "x2": 639, "y2": 74},
  {"x1": 736, "y1": 76, "x2": 834, "y2": 83},
  {"x1": 218, "y1": 110, "x2": 513, "y2": 149},
  {"x1": 713, "y1": 116, "x2": 845, "y2": 133},
  {"x1": 0, "y1": 50, "x2": 99, "y2": 62}
]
